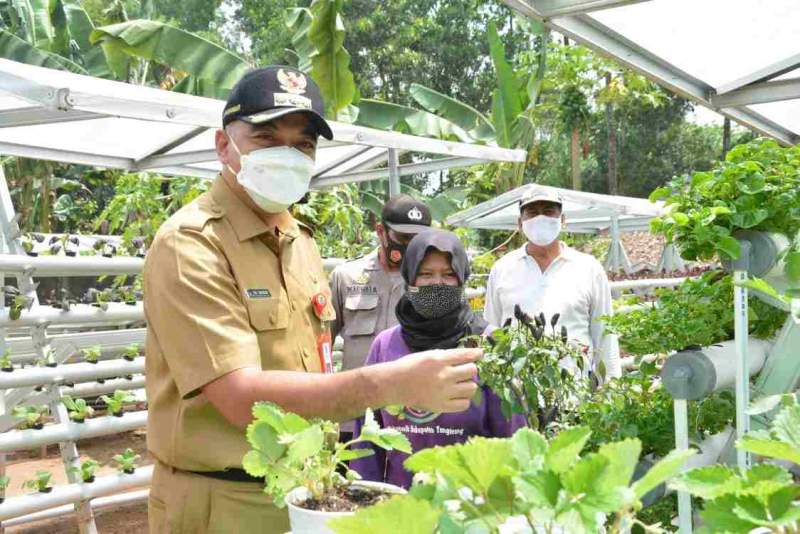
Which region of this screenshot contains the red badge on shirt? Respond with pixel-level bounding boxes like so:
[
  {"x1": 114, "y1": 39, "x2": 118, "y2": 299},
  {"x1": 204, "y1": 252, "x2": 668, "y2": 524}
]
[{"x1": 312, "y1": 293, "x2": 333, "y2": 373}]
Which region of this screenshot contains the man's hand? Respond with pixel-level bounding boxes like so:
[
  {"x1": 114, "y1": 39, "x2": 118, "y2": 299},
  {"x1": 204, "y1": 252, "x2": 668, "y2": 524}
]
[{"x1": 384, "y1": 348, "x2": 482, "y2": 413}]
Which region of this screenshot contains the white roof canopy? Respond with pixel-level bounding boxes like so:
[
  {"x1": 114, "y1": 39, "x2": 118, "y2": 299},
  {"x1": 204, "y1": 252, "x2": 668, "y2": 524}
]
[
  {"x1": 446, "y1": 183, "x2": 664, "y2": 233},
  {"x1": 0, "y1": 59, "x2": 525, "y2": 187},
  {"x1": 502, "y1": 0, "x2": 800, "y2": 145}
]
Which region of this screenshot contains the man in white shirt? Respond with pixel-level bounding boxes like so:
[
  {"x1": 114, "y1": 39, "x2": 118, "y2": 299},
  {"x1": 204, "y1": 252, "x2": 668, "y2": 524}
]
[{"x1": 484, "y1": 187, "x2": 621, "y2": 380}]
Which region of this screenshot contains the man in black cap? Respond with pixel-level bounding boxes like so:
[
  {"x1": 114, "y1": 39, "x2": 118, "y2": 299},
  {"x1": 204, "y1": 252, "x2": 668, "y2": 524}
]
[{"x1": 144, "y1": 67, "x2": 480, "y2": 533}]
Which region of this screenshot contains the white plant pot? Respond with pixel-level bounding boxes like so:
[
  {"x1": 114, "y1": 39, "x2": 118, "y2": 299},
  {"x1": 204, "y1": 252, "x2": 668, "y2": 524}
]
[{"x1": 285, "y1": 480, "x2": 405, "y2": 534}]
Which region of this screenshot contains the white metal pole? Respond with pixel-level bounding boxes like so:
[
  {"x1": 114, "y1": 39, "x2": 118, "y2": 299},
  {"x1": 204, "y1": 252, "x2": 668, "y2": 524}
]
[
  {"x1": 674, "y1": 399, "x2": 692, "y2": 533},
  {"x1": 387, "y1": 148, "x2": 401, "y2": 197},
  {"x1": 734, "y1": 268, "x2": 751, "y2": 469}
]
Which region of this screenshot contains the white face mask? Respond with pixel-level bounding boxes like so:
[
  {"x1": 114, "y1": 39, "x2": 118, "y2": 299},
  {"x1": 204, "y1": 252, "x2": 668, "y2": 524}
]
[
  {"x1": 522, "y1": 215, "x2": 562, "y2": 246},
  {"x1": 227, "y1": 139, "x2": 315, "y2": 214}
]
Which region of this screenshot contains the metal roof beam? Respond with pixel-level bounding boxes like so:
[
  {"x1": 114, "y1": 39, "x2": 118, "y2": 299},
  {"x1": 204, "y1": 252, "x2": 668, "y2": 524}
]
[
  {"x1": 531, "y1": 0, "x2": 652, "y2": 18},
  {"x1": 0, "y1": 141, "x2": 134, "y2": 169},
  {"x1": 712, "y1": 77, "x2": 800, "y2": 108},
  {"x1": 717, "y1": 53, "x2": 800, "y2": 94},
  {"x1": 312, "y1": 157, "x2": 486, "y2": 189},
  {"x1": 135, "y1": 149, "x2": 218, "y2": 169},
  {"x1": 0, "y1": 107, "x2": 102, "y2": 128}
]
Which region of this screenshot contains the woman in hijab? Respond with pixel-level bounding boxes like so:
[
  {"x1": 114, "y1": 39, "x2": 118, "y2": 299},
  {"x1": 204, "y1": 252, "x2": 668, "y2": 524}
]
[{"x1": 350, "y1": 229, "x2": 525, "y2": 489}]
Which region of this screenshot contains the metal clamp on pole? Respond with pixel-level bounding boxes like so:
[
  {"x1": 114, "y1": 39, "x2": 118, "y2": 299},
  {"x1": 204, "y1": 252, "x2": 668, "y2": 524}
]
[{"x1": 732, "y1": 241, "x2": 751, "y2": 470}]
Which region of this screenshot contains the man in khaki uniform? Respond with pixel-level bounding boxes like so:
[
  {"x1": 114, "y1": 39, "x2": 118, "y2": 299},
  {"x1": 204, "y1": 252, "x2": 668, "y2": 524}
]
[
  {"x1": 330, "y1": 195, "x2": 431, "y2": 438},
  {"x1": 144, "y1": 66, "x2": 481, "y2": 534}
]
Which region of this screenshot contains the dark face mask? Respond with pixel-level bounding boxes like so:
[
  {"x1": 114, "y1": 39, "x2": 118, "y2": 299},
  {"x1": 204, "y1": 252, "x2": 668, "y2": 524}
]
[
  {"x1": 384, "y1": 236, "x2": 407, "y2": 267},
  {"x1": 406, "y1": 284, "x2": 465, "y2": 319}
]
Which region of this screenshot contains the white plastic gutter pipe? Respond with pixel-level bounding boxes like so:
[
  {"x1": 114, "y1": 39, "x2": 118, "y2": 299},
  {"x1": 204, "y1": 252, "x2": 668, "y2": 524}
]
[
  {"x1": 0, "y1": 358, "x2": 144, "y2": 388},
  {"x1": 0, "y1": 411, "x2": 147, "y2": 452},
  {"x1": 609, "y1": 277, "x2": 687, "y2": 291},
  {"x1": 0, "y1": 466, "x2": 152, "y2": 521},
  {"x1": 0, "y1": 255, "x2": 143, "y2": 277},
  {"x1": 1, "y1": 488, "x2": 149, "y2": 527},
  {"x1": 0, "y1": 304, "x2": 143, "y2": 328}
]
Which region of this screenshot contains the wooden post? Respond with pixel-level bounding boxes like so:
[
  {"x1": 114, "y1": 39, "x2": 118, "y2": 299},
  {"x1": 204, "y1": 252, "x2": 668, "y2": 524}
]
[{"x1": 722, "y1": 118, "x2": 731, "y2": 160}]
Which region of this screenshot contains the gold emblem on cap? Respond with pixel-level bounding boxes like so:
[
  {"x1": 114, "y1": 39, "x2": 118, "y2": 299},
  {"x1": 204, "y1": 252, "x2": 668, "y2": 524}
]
[
  {"x1": 407, "y1": 207, "x2": 424, "y2": 221},
  {"x1": 277, "y1": 69, "x2": 307, "y2": 95}
]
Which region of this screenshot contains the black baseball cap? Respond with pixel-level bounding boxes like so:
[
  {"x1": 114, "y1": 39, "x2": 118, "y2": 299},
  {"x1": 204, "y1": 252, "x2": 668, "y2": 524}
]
[
  {"x1": 381, "y1": 195, "x2": 432, "y2": 234},
  {"x1": 222, "y1": 66, "x2": 334, "y2": 140}
]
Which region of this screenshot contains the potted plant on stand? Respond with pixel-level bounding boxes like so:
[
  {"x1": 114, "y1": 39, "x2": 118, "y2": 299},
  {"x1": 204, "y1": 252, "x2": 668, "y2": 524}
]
[
  {"x1": 12, "y1": 405, "x2": 48, "y2": 430},
  {"x1": 100, "y1": 390, "x2": 135, "y2": 417},
  {"x1": 112, "y1": 448, "x2": 140, "y2": 474},
  {"x1": 69, "y1": 458, "x2": 100, "y2": 483},
  {"x1": 242, "y1": 402, "x2": 411, "y2": 534},
  {"x1": 22, "y1": 471, "x2": 52, "y2": 493},
  {"x1": 63, "y1": 396, "x2": 95, "y2": 423}
]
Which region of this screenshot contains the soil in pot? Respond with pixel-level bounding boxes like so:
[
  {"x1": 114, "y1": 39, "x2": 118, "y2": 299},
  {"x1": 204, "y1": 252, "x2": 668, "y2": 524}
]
[
  {"x1": 125, "y1": 301, "x2": 136, "y2": 306},
  {"x1": 83, "y1": 476, "x2": 95, "y2": 483},
  {"x1": 26, "y1": 252, "x2": 38, "y2": 257},
  {"x1": 72, "y1": 418, "x2": 85, "y2": 424},
  {"x1": 300, "y1": 484, "x2": 393, "y2": 513},
  {"x1": 32, "y1": 423, "x2": 44, "y2": 430},
  {"x1": 112, "y1": 411, "x2": 123, "y2": 417},
  {"x1": 45, "y1": 362, "x2": 57, "y2": 368},
  {"x1": 2, "y1": 366, "x2": 13, "y2": 372},
  {"x1": 39, "y1": 487, "x2": 52, "y2": 493},
  {"x1": 123, "y1": 468, "x2": 135, "y2": 475}
]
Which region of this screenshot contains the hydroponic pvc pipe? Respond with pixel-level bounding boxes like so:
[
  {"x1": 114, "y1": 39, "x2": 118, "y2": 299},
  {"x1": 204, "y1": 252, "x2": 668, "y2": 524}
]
[
  {"x1": 0, "y1": 465, "x2": 152, "y2": 521},
  {"x1": 7, "y1": 328, "x2": 146, "y2": 364},
  {"x1": 0, "y1": 254, "x2": 143, "y2": 277},
  {"x1": 0, "y1": 303, "x2": 143, "y2": 328},
  {"x1": 608, "y1": 277, "x2": 687, "y2": 291},
  {"x1": 2, "y1": 488, "x2": 149, "y2": 527},
  {"x1": 0, "y1": 411, "x2": 146, "y2": 453},
  {"x1": 0, "y1": 358, "x2": 144, "y2": 388}
]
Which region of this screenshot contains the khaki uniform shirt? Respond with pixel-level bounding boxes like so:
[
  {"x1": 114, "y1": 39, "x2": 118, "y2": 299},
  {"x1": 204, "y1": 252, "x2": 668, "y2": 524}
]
[
  {"x1": 144, "y1": 177, "x2": 335, "y2": 472},
  {"x1": 329, "y1": 249, "x2": 405, "y2": 372}
]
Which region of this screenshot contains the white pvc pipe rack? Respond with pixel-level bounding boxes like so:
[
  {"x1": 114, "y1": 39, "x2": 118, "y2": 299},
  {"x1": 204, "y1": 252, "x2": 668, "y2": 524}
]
[
  {"x1": 0, "y1": 254, "x2": 143, "y2": 277},
  {"x1": 0, "y1": 411, "x2": 146, "y2": 452},
  {"x1": 0, "y1": 303, "x2": 143, "y2": 328},
  {"x1": 0, "y1": 465, "x2": 152, "y2": 521},
  {"x1": 2, "y1": 488, "x2": 149, "y2": 527},
  {"x1": 7, "y1": 328, "x2": 146, "y2": 364},
  {"x1": 609, "y1": 277, "x2": 688, "y2": 291}
]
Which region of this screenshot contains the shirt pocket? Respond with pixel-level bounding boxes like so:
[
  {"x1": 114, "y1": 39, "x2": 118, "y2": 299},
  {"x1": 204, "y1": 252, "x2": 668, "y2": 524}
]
[
  {"x1": 245, "y1": 297, "x2": 289, "y2": 331},
  {"x1": 343, "y1": 293, "x2": 379, "y2": 336}
]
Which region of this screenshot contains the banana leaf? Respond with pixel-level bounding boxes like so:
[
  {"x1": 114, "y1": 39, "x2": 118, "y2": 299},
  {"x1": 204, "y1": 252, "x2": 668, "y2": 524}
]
[
  {"x1": 0, "y1": 28, "x2": 86, "y2": 72},
  {"x1": 90, "y1": 19, "x2": 248, "y2": 97},
  {"x1": 357, "y1": 99, "x2": 476, "y2": 143},
  {"x1": 487, "y1": 22, "x2": 522, "y2": 149},
  {"x1": 286, "y1": 7, "x2": 313, "y2": 72},
  {"x1": 409, "y1": 83, "x2": 495, "y2": 143},
  {"x1": 307, "y1": 0, "x2": 356, "y2": 119}
]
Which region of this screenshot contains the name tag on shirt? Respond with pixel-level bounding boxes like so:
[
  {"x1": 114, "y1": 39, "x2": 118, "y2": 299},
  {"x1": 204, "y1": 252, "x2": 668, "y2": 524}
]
[{"x1": 246, "y1": 288, "x2": 272, "y2": 299}]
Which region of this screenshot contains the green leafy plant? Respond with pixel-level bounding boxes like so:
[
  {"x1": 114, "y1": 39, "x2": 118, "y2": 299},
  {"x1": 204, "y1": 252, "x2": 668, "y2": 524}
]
[
  {"x1": 670, "y1": 394, "x2": 800, "y2": 533},
  {"x1": 112, "y1": 448, "x2": 140, "y2": 474},
  {"x1": 242, "y1": 402, "x2": 411, "y2": 509},
  {"x1": 8, "y1": 293, "x2": 33, "y2": 321},
  {"x1": 63, "y1": 395, "x2": 95, "y2": 423},
  {"x1": 330, "y1": 426, "x2": 696, "y2": 533},
  {"x1": 22, "y1": 470, "x2": 52, "y2": 493},
  {"x1": 650, "y1": 139, "x2": 800, "y2": 284},
  {"x1": 100, "y1": 390, "x2": 135, "y2": 416},
  {"x1": 0, "y1": 474, "x2": 10, "y2": 490},
  {"x1": 603, "y1": 271, "x2": 787, "y2": 356},
  {"x1": 474, "y1": 306, "x2": 589, "y2": 431},
  {"x1": 69, "y1": 458, "x2": 100, "y2": 483},
  {"x1": 123, "y1": 343, "x2": 140, "y2": 361},
  {"x1": 19, "y1": 234, "x2": 37, "y2": 256},
  {"x1": 83, "y1": 345, "x2": 101, "y2": 364},
  {"x1": 87, "y1": 288, "x2": 112, "y2": 310},
  {"x1": 12, "y1": 405, "x2": 48, "y2": 429},
  {"x1": 0, "y1": 349, "x2": 13, "y2": 372}
]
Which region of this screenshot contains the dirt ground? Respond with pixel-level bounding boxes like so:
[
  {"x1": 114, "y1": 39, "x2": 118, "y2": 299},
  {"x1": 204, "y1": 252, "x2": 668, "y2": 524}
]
[{"x1": 3, "y1": 430, "x2": 151, "y2": 533}]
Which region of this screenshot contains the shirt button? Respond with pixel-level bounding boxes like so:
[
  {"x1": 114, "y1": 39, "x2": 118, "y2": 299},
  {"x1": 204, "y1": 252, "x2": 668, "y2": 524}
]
[{"x1": 269, "y1": 315, "x2": 277, "y2": 325}]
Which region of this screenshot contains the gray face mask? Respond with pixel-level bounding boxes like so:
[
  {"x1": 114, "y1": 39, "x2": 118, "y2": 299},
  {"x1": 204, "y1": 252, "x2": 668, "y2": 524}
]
[{"x1": 406, "y1": 284, "x2": 465, "y2": 319}]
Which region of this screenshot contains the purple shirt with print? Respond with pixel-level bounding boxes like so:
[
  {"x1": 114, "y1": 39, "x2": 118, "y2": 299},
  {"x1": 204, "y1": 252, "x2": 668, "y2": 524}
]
[{"x1": 350, "y1": 325, "x2": 527, "y2": 489}]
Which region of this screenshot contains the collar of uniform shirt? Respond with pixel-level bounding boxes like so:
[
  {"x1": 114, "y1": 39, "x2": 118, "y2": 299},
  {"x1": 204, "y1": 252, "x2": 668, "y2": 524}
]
[
  {"x1": 210, "y1": 176, "x2": 301, "y2": 242},
  {"x1": 517, "y1": 241, "x2": 578, "y2": 266}
]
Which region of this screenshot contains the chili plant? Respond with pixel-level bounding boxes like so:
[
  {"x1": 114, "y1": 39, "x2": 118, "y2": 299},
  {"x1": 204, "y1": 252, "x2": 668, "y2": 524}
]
[
  {"x1": 101, "y1": 390, "x2": 135, "y2": 416},
  {"x1": 242, "y1": 402, "x2": 411, "y2": 508},
  {"x1": 12, "y1": 405, "x2": 48, "y2": 429},
  {"x1": 83, "y1": 345, "x2": 101, "y2": 364},
  {"x1": 330, "y1": 426, "x2": 696, "y2": 534},
  {"x1": 112, "y1": 448, "x2": 140, "y2": 474},
  {"x1": 63, "y1": 395, "x2": 95, "y2": 423},
  {"x1": 22, "y1": 470, "x2": 52, "y2": 493},
  {"x1": 69, "y1": 458, "x2": 100, "y2": 483},
  {"x1": 474, "y1": 306, "x2": 589, "y2": 431}
]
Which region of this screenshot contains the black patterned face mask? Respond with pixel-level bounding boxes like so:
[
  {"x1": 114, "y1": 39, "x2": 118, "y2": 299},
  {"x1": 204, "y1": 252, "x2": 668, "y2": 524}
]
[{"x1": 406, "y1": 284, "x2": 465, "y2": 319}]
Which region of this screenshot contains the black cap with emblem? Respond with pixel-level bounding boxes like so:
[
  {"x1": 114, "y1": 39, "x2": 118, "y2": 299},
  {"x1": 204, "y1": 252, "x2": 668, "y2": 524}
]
[
  {"x1": 222, "y1": 65, "x2": 334, "y2": 140},
  {"x1": 381, "y1": 194, "x2": 432, "y2": 234}
]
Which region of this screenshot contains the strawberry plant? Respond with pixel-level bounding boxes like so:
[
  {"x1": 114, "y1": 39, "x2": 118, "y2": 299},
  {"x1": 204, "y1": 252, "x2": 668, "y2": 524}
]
[
  {"x1": 242, "y1": 402, "x2": 411, "y2": 509},
  {"x1": 100, "y1": 390, "x2": 135, "y2": 416},
  {"x1": 63, "y1": 395, "x2": 95, "y2": 423},
  {"x1": 474, "y1": 306, "x2": 589, "y2": 431},
  {"x1": 69, "y1": 458, "x2": 100, "y2": 483},
  {"x1": 22, "y1": 470, "x2": 52, "y2": 493},
  {"x1": 19, "y1": 234, "x2": 37, "y2": 256},
  {"x1": 12, "y1": 405, "x2": 48, "y2": 429},
  {"x1": 330, "y1": 426, "x2": 696, "y2": 533},
  {"x1": 669, "y1": 394, "x2": 800, "y2": 533},
  {"x1": 83, "y1": 345, "x2": 101, "y2": 364},
  {"x1": 1, "y1": 349, "x2": 13, "y2": 372},
  {"x1": 112, "y1": 448, "x2": 140, "y2": 474},
  {"x1": 650, "y1": 138, "x2": 800, "y2": 285},
  {"x1": 123, "y1": 343, "x2": 140, "y2": 361}
]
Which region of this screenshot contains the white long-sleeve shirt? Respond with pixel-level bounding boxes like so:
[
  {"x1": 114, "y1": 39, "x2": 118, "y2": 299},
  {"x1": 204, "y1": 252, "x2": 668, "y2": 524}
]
[{"x1": 484, "y1": 242, "x2": 621, "y2": 379}]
